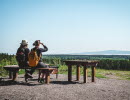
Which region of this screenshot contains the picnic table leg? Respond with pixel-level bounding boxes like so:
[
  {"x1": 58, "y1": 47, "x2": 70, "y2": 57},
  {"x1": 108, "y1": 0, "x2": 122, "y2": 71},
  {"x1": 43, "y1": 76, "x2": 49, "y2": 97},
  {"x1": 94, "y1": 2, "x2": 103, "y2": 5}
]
[
  {"x1": 12, "y1": 70, "x2": 19, "y2": 81},
  {"x1": 55, "y1": 68, "x2": 58, "y2": 79},
  {"x1": 56, "y1": 73, "x2": 58, "y2": 79},
  {"x1": 76, "y1": 65, "x2": 80, "y2": 81},
  {"x1": 91, "y1": 66, "x2": 96, "y2": 82},
  {"x1": 45, "y1": 70, "x2": 50, "y2": 84},
  {"x1": 68, "y1": 65, "x2": 72, "y2": 82},
  {"x1": 9, "y1": 71, "x2": 13, "y2": 79},
  {"x1": 83, "y1": 66, "x2": 88, "y2": 83},
  {"x1": 38, "y1": 69, "x2": 41, "y2": 82}
]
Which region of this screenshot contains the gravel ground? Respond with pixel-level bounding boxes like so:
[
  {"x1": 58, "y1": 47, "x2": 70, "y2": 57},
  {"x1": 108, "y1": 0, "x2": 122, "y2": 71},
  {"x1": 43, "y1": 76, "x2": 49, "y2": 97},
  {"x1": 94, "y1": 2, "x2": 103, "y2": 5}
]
[{"x1": 0, "y1": 74, "x2": 130, "y2": 100}]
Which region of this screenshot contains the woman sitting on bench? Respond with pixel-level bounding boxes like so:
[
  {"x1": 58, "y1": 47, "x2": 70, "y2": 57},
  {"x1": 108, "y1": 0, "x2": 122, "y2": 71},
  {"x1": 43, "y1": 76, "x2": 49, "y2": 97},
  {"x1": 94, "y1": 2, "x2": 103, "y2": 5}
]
[
  {"x1": 16, "y1": 40, "x2": 30, "y2": 68},
  {"x1": 25, "y1": 40, "x2": 49, "y2": 80}
]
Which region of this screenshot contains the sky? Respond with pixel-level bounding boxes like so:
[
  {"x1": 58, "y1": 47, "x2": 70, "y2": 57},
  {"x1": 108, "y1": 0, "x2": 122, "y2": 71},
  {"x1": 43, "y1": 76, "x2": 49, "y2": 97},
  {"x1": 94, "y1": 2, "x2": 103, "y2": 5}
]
[{"x1": 0, "y1": 0, "x2": 130, "y2": 54}]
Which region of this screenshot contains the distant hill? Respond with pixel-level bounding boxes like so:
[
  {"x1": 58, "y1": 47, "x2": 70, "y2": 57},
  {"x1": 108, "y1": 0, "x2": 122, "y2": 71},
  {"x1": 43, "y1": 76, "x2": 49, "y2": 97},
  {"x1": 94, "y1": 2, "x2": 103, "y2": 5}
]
[{"x1": 72, "y1": 50, "x2": 130, "y2": 55}]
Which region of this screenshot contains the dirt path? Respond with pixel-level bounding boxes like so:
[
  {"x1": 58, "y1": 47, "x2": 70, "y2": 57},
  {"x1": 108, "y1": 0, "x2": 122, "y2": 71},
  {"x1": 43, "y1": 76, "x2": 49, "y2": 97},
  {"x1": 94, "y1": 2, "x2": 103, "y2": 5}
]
[{"x1": 0, "y1": 74, "x2": 130, "y2": 100}]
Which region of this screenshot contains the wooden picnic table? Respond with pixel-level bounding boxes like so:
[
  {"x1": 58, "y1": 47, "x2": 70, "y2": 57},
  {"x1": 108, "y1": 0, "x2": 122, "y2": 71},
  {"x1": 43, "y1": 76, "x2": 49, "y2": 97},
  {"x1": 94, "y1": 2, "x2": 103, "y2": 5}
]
[{"x1": 64, "y1": 60, "x2": 99, "y2": 83}]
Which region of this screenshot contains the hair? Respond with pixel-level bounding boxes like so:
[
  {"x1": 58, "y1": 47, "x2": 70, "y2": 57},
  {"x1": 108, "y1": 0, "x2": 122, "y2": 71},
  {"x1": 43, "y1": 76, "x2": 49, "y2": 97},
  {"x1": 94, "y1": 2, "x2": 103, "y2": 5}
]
[{"x1": 20, "y1": 44, "x2": 28, "y2": 48}]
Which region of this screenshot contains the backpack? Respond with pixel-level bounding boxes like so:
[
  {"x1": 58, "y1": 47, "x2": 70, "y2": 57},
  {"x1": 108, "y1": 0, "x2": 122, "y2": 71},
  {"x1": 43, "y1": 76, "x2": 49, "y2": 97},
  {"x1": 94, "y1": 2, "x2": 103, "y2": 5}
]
[
  {"x1": 16, "y1": 48, "x2": 25, "y2": 67},
  {"x1": 28, "y1": 49, "x2": 41, "y2": 67}
]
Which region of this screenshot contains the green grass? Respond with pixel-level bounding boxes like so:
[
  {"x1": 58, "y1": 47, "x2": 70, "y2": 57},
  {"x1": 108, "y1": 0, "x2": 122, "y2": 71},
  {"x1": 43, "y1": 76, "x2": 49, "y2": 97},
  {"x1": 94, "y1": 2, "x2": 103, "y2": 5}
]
[
  {"x1": 58, "y1": 65, "x2": 68, "y2": 75},
  {"x1": 126, "y1": 77, "x2": 130, "y2": 80},
  {"x1": 96, "y1": 73, "x2": 107, "y2": 78},
  {"x1": 94, "y1": 68, "x2": 130, "y2": 80},
  {"x1": 18, "y1": 69, "x2": 25, "y2": 74}
]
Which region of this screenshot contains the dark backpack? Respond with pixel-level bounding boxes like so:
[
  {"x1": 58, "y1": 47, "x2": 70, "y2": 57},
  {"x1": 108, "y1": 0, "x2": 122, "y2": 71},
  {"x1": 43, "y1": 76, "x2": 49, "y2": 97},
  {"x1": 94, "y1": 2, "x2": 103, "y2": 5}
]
[{"x1": 16, "y1": 48, "x2": 25, "y2": 66}]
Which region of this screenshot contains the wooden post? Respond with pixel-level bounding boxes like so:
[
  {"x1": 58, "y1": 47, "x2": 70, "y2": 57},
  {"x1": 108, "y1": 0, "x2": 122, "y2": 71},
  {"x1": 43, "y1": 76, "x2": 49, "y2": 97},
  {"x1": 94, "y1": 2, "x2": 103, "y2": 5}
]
[
  {"x1": 56, "y1": 73, "x2": 58, "y2": 79},
  {"x1": 38, "y1": 69, "x2": 41, "y2": 82},
  {"x1": 68, "y1": 65, "x2": 72, "y2": 82},
  {"x1": 91, "y1": 66, "x2": 95, "y2": 82},
  {"x1": 38, "y1": 70, "x2": 41, "y2": 79},
  {"x1": 9, "y1": 71, "x2": 12, "y2": 79},
  {"x1": 12, "y1": 70, "x2": 18, "y2": 81},
  {"x1": 83, "y1": 66, "x2": 88, "y2": 83},
  {"x1": 76, "y1": 65, "x2": 80, "y2": 81},
  {"x1": 46, "y1": 70, "x2": 50, "y2": 84}
]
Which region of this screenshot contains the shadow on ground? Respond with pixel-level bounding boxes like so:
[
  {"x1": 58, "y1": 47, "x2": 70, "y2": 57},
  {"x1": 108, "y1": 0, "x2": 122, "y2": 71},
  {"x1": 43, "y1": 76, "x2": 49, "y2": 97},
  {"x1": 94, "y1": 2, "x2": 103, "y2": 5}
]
[
  {"x1": 50, "y1": 80, "x2": 83, "y2": 85},
  {"x1": 0, "y1": 78, "x2": 83, "y2": 86},
  {"x1": 0, "y1": 78, "x2": 43, "y2": 86}
]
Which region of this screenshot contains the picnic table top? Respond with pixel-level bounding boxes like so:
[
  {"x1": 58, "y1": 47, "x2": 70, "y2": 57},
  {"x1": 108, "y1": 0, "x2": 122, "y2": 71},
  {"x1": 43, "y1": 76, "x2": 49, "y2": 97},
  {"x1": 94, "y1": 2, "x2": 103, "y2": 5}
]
[
  {"x1": 63, "y1": 60, "x2": 99, "y2": 66},
  {"x1": 63, "y1": 60, "x2": 99, "y2": 63}
]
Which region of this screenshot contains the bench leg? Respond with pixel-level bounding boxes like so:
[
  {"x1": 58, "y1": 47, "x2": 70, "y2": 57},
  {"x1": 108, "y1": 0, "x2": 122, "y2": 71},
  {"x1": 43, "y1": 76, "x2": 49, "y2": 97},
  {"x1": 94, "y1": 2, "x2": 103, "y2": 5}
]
[
  {"x1": 76, "y1": 65, "x2": 80, "y2": 81},
  {"x1": 9, "y1": 71, "x2": 13, "y2": 79},
  {"x1": 83, "y1": 66, "x2": 88, "y2": 83},
  {"x1": 56, "y1": 73, "x2": 58, "y2": 79},
  {"x1": 68, "y1": 65, "x2": 72, "y2": 82},
  {"x1": 38, "y1": 70, "x2": 41, "y2": 82},
  {"x1": 45, "y1": 70, "x2": 50, "y2": 84},
  {"x1": 12, "y1": 70, "x2": 18, "y2": 81},
  {"x1": 92, "y1": 66, "x2": 95, "y2": 82}
]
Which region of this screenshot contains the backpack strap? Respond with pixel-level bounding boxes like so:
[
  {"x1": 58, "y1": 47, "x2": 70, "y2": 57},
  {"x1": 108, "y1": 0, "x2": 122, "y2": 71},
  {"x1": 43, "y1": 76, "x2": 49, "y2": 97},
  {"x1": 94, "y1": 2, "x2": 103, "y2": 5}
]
[
  {"x1": 16, "y1": 47, "x2": 25, "y2": 55},
  {"x1": 31, "y1": 47, "x2": 42, "y2": 58}
]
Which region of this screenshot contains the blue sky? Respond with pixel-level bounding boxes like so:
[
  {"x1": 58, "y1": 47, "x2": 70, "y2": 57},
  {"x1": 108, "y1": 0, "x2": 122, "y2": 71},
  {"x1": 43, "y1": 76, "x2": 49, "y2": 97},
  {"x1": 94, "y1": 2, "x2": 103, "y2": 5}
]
[{"x1": 0, "y1": 0, "x2": 130, "y2": 54}]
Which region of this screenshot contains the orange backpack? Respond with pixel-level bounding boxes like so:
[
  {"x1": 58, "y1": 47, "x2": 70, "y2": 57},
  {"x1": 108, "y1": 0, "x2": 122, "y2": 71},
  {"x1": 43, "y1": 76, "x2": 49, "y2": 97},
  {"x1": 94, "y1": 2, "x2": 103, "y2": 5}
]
[{"x1": 28, "y1": 50, "x2": 41, "y2": 67}]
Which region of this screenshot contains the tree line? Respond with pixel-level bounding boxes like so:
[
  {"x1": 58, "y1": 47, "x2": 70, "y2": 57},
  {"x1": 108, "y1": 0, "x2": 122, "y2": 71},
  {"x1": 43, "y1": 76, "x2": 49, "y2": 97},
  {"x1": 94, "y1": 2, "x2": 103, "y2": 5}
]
[{"x1": 42, "y1": 55, "x2": 130, "y2": 70}]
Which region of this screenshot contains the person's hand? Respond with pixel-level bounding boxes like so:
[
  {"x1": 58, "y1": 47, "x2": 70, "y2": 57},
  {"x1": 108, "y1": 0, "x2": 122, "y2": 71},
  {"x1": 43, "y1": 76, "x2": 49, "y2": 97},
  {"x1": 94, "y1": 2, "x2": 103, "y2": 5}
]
[{"x1": 40, "y1": 43, "x2": 44, "y2": 45}]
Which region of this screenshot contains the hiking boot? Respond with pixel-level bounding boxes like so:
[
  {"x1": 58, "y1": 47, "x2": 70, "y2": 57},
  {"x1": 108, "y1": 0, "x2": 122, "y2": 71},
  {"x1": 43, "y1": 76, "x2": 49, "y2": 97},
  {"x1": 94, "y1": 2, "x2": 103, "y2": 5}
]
[
  {"x1": 25, "y1": 73, "x2": 33, "y2": 82},
  {"x1": 39, "y1": 78, "x2": 45, "y2": 83},
  {"x1": 25, "y1": 73, "x2": 33, "y2": 78}
]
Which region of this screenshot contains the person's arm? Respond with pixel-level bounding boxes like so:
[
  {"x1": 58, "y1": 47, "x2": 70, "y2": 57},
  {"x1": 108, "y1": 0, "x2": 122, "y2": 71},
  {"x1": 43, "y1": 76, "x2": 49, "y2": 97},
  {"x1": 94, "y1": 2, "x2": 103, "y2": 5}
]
[
  {"x1": 25, "y1": 48, "x2": 30, "y2": 55},
  {"x1": 16, "y1": 48, "x2": 19, "y2": 54},
  {"x1": 25, "y1": 48, "x2": 30, "y2": 61},
  {"x1": 40, "y1": 43, "x2": 48, "y2": 52},
  {"x1": 16, "y1": 48, "x2": 20, "y2": 54}
]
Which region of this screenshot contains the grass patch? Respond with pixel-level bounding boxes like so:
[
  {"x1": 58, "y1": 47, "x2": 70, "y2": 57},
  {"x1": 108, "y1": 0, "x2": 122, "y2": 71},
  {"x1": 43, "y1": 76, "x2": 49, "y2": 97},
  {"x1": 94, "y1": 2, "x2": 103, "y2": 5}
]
[
  {"x1": 114, "y1": 72, "x2": 130, "y2": 80},
  {"x1": 18, "y1": 69, "x2": 25, "y2": 74},
  {"x1": 126, "y1": 77, "x2": 130, "y2": 80},
  {"x1": 96, "y1": 68, "x2": 130, "y2": 80},
  {"x1": 58, "y1": 65, "x2": 68, "y2": 74},
  {"x1": 96, "y1": 73, "x2": 106, "y2": 78}
]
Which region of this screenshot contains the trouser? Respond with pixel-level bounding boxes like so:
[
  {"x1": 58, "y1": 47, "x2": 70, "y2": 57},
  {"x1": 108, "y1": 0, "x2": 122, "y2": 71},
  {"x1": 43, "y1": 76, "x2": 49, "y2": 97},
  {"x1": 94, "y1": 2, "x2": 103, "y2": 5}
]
[
  {"x1": 18, "y1": 62, "x2": 30, "y2": 73},
  {"x1": 29, "y1": 62, "x2": 48, "y2": 75}
]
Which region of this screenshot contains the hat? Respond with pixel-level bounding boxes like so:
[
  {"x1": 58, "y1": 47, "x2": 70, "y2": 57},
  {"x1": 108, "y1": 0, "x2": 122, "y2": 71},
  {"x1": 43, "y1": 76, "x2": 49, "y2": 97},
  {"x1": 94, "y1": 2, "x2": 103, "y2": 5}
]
[
  {"x1": 20, "y1": 40, "x2": 28, "y2": 45},
  {"x1": 33, "y1": 40, "x2": 40, "y2": 46}
]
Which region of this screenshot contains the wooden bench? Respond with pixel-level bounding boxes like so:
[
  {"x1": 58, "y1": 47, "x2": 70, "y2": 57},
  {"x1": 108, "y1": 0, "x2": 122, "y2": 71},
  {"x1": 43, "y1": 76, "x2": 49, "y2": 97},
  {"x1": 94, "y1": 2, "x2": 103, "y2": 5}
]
[
  {"x1": 37, "y1": 68, "x2": 57, "y2": 84},
  {"x1": 3, "y1": 65, "x2": 58, "y2": 84}
]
